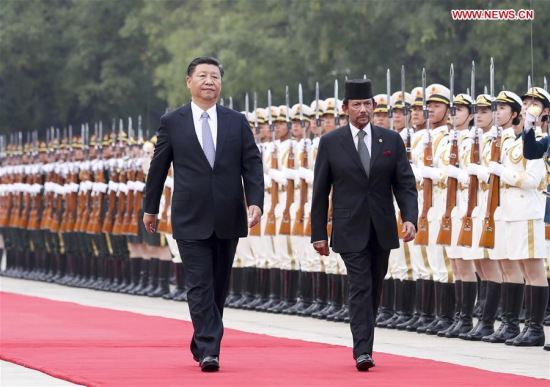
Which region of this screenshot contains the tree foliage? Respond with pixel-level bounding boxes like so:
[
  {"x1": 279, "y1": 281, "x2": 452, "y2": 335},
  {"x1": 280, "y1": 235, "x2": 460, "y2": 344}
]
[{"x1": 1, "y1": 0, "x2": 548, "y2": 136}]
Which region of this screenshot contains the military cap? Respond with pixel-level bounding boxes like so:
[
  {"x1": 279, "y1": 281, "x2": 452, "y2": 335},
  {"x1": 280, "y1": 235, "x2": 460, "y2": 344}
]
[
  {"x1": 290, "y1": 104, "x2": 312, "y2": 122},
  {"x1": 426, "y1": 84, "x2": 451, "y2": 105},
  {"x1": 496, "y1": 91, "x2": 522, "y2": 112},
  {"x1": 411, "y1": 87, "x2": 424, "y2": 107},
  {"x1": 373, "y1": 94, "x2": 389, "y2": 113},
  {"x1": 522, "y1": 87, "x2": 550, "y2": 108},
  {"x1": 390, "y1": 91, "x2": 413, "y2": 109}
]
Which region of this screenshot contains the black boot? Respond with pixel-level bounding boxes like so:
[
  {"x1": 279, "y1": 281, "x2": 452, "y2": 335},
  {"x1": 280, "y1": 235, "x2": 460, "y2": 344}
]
[
  {"x1": 376, "y1": 278, "x2": 395, "y2": 325},
  {"x1": 544, "y1": 278, "x2": 550, "y2": 326},
  {"x1": 173, "y1": 262, "x2": 189, "y2": 301},
  {"x1": 512, "y1": 285, "x2": 548, "y2": 347},
  {"x1": 333, "y1": 274, "x2": 350, "y2": 323},
  {"x1": 299, "y1": 272, "x2": 327, "y2": 317},
  {"x1": 284, "y1": 271, "x2": 313, "y2": 315},
  {"x1": 326, "y1": 274, "x2": 346, "y2": 321},
  {"x1": 397, "y1": 279, "x2": 423, "y2": 330},
  {"x1": 224, "y1": 267, "x2": 243, "y2": 305},
  {"x1": 138, "y1": 258, "x2": 158, "y2": 295},
  {"x1": 427, "y1": 282, "x2": 456, "y2": 335},
  {"x1": 314, "y1": 274, "x2": 341, "y2": 319},
  {"x1": 107, "y1": 259, "x2": 122, "y2": 292},
  {"x1": 229, "y1": 267, "x2": 256, "y2": 308},
  {"x1": 408, "y1": 279, "x2": 435, "y2": 332},
  {"x1": 446, "y1": 281, "x2": 476, "y2": 338},
  {"x1": 483, "y1": 282, "x2": 524, "y2": 343},
  {"x1": 148, "y1": 260, "x2": 171, "y2": 297},
  {"x1": 379, "y1": 279, "x2": 402, "y2": 328},
  {"x1": 123, "y1": 258, "x2": 143, "y2": 294},
  {"x1": 417, "y1": 281, "x2": 439, "y2": 333},
  {"x1": 242, "y1": 268, "x2": 268, "y2": 310},
  {"x1": 461, "y1": 281, "x2": 501, "y2": 341},
  {"x1": 280, "y1": 270, "x2": 300, "y2": 314},
  {"x1": 129, "y1": 259, "x2": 150, "y2": 295},
  {"x1": 438, "y1": 280, "x2": 462, "y2": 337},
  {"x1": 254, "y1": 269, "x2": 284, "y2": 312},
  {"x1": 165, "y1": 262, "x2": 184, "y2": 300},
  {"x1": 506, "y1": 285, "x2": 531, "y2": 345},
  {"x1": 473, "y1": 279, "x2": 487, "y2": 318},
  {"x1": 389, "y1": 280, "x2": 416, "y2": 329}
]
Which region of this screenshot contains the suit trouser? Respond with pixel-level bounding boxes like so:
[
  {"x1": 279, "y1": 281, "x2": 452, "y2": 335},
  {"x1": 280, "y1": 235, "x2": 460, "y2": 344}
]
[
  {"x1": 177, "y1": 235, "x2": 238, "y2": 359},
  {"x1": 340, "y1": 224, "x2": 390, "y2": 358}
]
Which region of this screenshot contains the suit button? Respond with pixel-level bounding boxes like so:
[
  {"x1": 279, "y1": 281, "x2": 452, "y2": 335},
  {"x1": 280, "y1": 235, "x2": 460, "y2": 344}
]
[{"x1": 212, "y1": 173, "x2": 216, "y2": 178}]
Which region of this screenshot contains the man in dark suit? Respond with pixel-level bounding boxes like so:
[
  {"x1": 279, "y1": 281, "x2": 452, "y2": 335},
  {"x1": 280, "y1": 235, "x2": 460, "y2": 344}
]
[
  {"x1": 311, "y1": 79, "x2": 418, "y2": 371},
  {"x1": 143, "y1": 57, "x2": 264, "y2": 372}
]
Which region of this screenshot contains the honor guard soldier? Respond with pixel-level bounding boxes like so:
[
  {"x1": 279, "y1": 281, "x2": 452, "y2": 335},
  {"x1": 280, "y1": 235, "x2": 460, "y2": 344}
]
[{"x1": 372, "y1": 94, "x2": 390, "y2": 129}]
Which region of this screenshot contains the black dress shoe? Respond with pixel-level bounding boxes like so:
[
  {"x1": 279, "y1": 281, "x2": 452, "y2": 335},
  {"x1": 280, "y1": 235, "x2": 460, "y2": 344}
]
[
  {"x1": 200, "y1": 356, "x2": 220, "y2": 372},
  {"x1": 193, "y1": 355, "x2": 200, "y2": 363},
  {"x1": 356, "y1": 353, "x2": 375, "y2": 371}
]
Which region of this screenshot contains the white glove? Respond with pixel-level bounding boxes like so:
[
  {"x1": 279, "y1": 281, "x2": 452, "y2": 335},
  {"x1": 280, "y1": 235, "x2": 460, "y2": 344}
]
[
  {"x1": 411, "y1": 164, "x2": 422, "y2": 183},
  {"x1": 421, "y1": 132, "x2": 430, "y2": 146},
  {"x1": 488, "y1": 126, "x2": 500, "y2": 139},
  {"x1": 467, "y1": 163, "x2": 481, "y2": 176},
  {"x1": 266, "y1": 142, "x2": 276, "y2": 154},
  {"x1": 283, "y1": 168, "x2": 296, "y2": 181},
  {"x1": 523, "y1": 110, "x2": 538, "y2": 132},
  {"x1": 421, "y1": 166, "x2": 436, "y2": 181},
  {"x1": 469, "y1": 127, "x2": 482, "y2": 140},
  {"x1": 488, "y1": 161, "x2": 503, "y2": 177},
  {"x1": 447, "y1": 165, "x2": 469, "y2": 185},
  {"x1": 400, "y1": 128, "x2": 414, "y2": 142}
]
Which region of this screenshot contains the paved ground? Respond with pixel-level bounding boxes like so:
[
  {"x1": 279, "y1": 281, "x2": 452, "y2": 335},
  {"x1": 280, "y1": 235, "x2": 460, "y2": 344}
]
[{"x1": 1, "y1": 276, "x2": 549, "y2": 385}]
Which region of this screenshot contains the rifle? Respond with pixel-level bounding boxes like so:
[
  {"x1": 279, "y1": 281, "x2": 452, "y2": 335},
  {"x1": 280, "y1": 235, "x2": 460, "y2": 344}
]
[
  {"x1": 292, "y1": 84, "x2": 308, "y2": 237},
  {"x1": 437, "y1": 64, "x2": 458, "y2": 246},
  {"x1": 279, "y1": 86, "x2": 295, "y2": 235},
  {"x1": 157, "y1": 169, "x2": 173, "y2": 234},
  {"x1": 479, "y1": 58, "x2": 500, "y2": 248},
  {"x1": 397, "y1": 65, "x2": 409, "y2": 238},
  {"x1": 249, "y1": 92, "x2": 262, "y2": 236},
  {"x1": 128, "y1": 161, "x2": 144, "y2": 236},
  {"x1": 415, "y1": 68, "x2": 431, "y2": 246},
  {"x1": 65, "y1": 126, "x2": 79, "y2": 233},
  {"x1": 265, "y1": 90, "x2": 278, "y2": 236},
  {"x1": 122, "y1": 119, "x2": 135, "y2": 235},
  {"x1": 458, "y1": 61, "x2": 479, "y2": 247},
  {"x1": 112, "y1": 160, "x2": 127, "y2": 236}
]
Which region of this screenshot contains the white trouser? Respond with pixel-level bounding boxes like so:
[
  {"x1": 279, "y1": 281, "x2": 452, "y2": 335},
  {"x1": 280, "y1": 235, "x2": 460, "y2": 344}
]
[
  {"x1": 389, "y1": 239, "x2": 414, "y2": 281},
  {"x1": 236, "y1": 237, "x2": 256, "y2": 268}
]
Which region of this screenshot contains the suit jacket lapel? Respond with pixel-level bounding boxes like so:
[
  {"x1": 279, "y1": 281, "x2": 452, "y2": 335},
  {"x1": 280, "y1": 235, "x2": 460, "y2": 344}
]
[
  {"x1": 214, "y1": 105, "x2": 229, "y2": 170},
  {"x1": 179, "y1": 103, "x2": 212, "y2": 170},
  {"x1": 339, "y1": 124, "x2": 366, "y2": 174},
  {"x1": 369, "y1": 124, "x2": 384, "y2": 169}
]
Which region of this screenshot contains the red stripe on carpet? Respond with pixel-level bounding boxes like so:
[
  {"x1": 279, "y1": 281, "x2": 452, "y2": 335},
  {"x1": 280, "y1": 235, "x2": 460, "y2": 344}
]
[{"x1": 0, "y1": 292, "x2": 546, "y2": 387}]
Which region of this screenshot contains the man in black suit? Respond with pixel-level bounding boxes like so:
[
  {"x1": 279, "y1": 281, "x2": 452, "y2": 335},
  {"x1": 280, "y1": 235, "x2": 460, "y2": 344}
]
[
  {"x1": 143, "y1": 57, "x2": 264, "y2": 372},
  {"x1": 311, "y1": 79, "x2": 417, "y2": 371}
]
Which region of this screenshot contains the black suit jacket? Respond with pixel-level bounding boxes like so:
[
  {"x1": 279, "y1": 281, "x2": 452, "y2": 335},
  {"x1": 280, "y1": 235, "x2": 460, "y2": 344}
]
[
  {"x1": 144, "y1": 102, "x2": 264, "y2": 240},
  {"x1": 311, "y1": 124, "x2": 418, "y2": 253}
]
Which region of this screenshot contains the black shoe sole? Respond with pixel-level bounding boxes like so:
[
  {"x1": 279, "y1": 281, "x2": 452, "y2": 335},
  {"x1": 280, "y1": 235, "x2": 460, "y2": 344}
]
[{"x1": 201, "y1": 363, "x2": 220, "y2": 372}]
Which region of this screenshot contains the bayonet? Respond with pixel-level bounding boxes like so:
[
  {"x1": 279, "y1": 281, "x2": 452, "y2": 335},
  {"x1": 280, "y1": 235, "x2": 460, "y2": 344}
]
[
  {"x1": 268, "y1": 89, "x2": 274, "y2": 142},
  {"x1": 387, "y1": 69, "x2": 393, "y2": 131},
  {"x1": 334, "y1": 79, "x2": 340, "y2": 126},
  {"x1": 401, "y1": 65, "x2": 409, "y2": 130},
  {"x1": 527, "y1": 75, "x2": 531, "y2": 91},
  {"x1": 422, "y1": 68, "x2": 429, "y2": 130},
  {"x1": 450, "y1": 64, "x2": 456, "y2": 134},
  {"x1": 315, "y1": 81, "x2": 321, "y2": 136},
  {"x1": 245, "y1": 93, "x2": 249, "y2": 115},
  {"x1": 229, "y1": 97, "x2": 233, "y2": 110},
  {"x1": 138, "y1": 115, "x2": 143, "y2": 144},
  {"x1": 471, "y1": 61, "x2": 477, "y2": 122},
  {"x1": 285, "y1": 85, "x2": 291, "y2": 130},
  {"x1": 220, "y1": 98, "x2": 224, "y2": 106},
  {"x1": 490, "y1": 60, "x2": 498, "y2": 127},
  {"x1": 299, "y1": 83, "x2": 306, "y2": 147},
  {"x1": 544, "y1": 76, "x2": 548, "y2": 91},
  {"x1": 253, "y1": 92, "x2": 259, "y2": 144}
]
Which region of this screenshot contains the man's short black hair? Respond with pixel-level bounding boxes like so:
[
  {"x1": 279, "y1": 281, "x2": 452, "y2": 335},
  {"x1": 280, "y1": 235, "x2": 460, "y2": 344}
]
[{"x1": 187, "y1": 56, "x2": 224, "y2": 78}]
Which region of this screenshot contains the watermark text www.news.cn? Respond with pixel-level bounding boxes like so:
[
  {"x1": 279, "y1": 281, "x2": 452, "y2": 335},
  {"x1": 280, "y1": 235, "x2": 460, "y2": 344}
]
[{"x1": 451, "y1": 9, "x2": 534, "y2": 21}]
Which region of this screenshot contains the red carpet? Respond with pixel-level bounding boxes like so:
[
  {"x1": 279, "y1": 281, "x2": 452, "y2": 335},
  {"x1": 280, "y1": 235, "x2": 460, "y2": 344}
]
[{"x1": 0, "y1": 292, "x2": 546, "y2": 387}]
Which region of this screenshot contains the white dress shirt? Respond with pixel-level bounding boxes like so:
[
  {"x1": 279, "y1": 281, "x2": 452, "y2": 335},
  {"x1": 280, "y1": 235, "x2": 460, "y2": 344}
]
[
  {"x1": 349, "y1": 122, "x2": 372, "y2": 155},
  {"x1": 191, "y1": 101, "x2": 218, "y2": 149}
]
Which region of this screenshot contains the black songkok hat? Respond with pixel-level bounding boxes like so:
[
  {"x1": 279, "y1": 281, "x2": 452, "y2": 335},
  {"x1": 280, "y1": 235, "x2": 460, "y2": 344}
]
[{"x1": 344, "y1": 79, "x2": 373, "y2": 100}]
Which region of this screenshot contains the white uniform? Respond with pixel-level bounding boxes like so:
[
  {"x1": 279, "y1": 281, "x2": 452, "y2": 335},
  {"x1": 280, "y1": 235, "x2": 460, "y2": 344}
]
[{"x1": 497, "y1": 130, "x2": 546, "y2": 259}]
